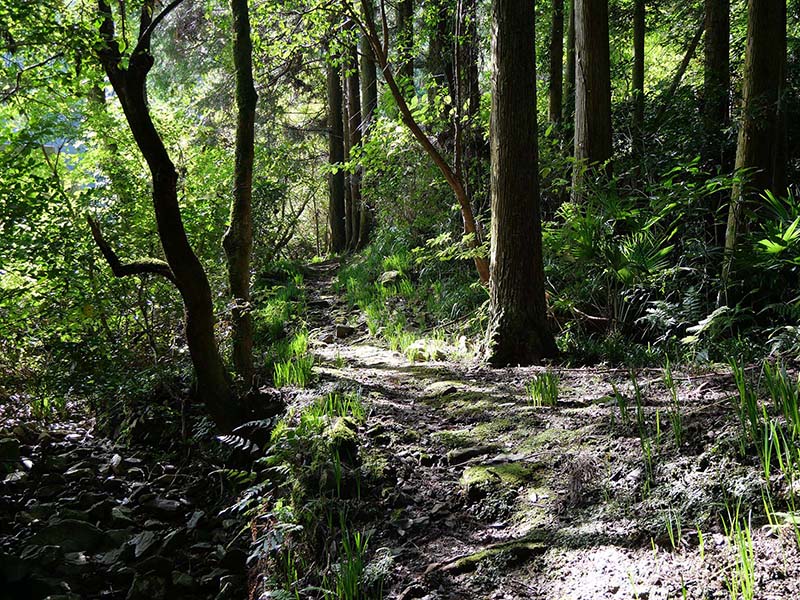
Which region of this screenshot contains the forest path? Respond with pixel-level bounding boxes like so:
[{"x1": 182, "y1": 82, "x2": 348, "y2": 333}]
[{"x1": 298, "y1": 261, "x2": 800, "y2": 600}]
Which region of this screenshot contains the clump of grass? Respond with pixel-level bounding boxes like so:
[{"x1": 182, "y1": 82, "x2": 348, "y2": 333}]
[
  {"x1": 272, "y1": 330, "x2": 314, "y2": 388},
  {"x1": 526, "y1": 371, "x2": 559, "y2": 407},
  {"x1": 722, "y1": 504, "x2": 756, "y2": 600},
  {"x1": 763, "y1": 359, "x2": 800, "y2": 440},
  {"x1": 730, "y1": 359, "x2": 763, "y2": 454},
  {"x1": 663, "y1": 358, "x2": 683, "y2": 447},
  {"x1": 611, "y1": 382, "x2": 630, "y2": 426}
]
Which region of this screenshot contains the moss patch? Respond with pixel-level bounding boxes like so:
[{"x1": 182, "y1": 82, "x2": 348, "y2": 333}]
[{"x1": 461, "y1": 462, "x2": 538, "y2": 489}]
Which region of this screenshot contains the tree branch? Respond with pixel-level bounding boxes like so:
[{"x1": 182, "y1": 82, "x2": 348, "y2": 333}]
[
  {"x1": 87, "y1": 215, "x2": 176, "y2": 284},
  {"x1": 132, "y1": 0, "x2": 186, "y2": 58}
]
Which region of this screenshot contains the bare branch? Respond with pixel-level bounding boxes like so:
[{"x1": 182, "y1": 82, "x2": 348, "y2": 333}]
[{"x1": 87, "y1": 215, "x2": 176, "y2": 284}]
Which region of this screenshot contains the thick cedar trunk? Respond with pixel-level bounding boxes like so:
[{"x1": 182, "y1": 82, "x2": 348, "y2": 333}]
[
  {"x1": 487, "y1": 0, "x2": 557, "y2": 366},
  {"x1": 564, "y1": 0, "x2": 576, "y2": 119},
  {"x1": 223, "y1": 0, "x2": 256, "y2": 386},
  {"x1": 353, "y1": 1, "x2": 490, "y2": 283},
  {"x1": 548, "y1": 0, "x2": 564, "y2": 124},
  {"x1": 327, "y1": 58, "x2": 347, "y2": 252},
  {"x1": 345, "y1": 27, "x2": 363, "y2": 250},
  {"x1": 96, "y1": 1, "x2": 241, "y2": 432},
  {"x1": 703, "y1": 0, "x2": 730, "y2": 245},
  {"x1": 632, "y1": 0, "x2": 645, "y2": 138},
  {"x1": 397, "y1": 0, "x2": 414, "y2": 91},
  {"x1": 573, "y1": 0, "x2": 612, "y2": 199},
  {"x1": 358, "y1": 0, "x2": 377, "y2": 249},
  {"x1": 722, "y1": 0, "x2": 786, "y2": 298}
]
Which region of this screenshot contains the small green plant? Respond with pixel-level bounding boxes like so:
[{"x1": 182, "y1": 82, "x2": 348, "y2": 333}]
[
  {"x1": 274, "y1": 355, "x2": 314, "y2": 388},
  {"x1": 663, "y1": 358, "x2": 683, "y2": 447},
  {"x1": 730, "y1": 359, "x2": 763, "y2": 454},
  {"x1": 611, "y1": 382, "x2": 630, "y2": 426},
  {"x1": 663, "y1": 508, "x2": 683, "y2": 550},
  {"x1": 526, "y1": 371, "x2": 559, "y2": 407},
  {"x1": 763, "y1": 359, "x2": 800, "y2": 439},
  {"x1": 722, "y1": 504, "x2": 756, "y2": 600},
  {"x1": 323, "y1": 524, "x2": 372, "y2": 600}
]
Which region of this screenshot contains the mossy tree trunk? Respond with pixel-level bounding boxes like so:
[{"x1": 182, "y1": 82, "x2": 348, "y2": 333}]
[
  {"x1": 486, "y1": 0, "x2": 557, "y2": 366},
  {"x1": 721, "y1": 0, "x2": 786, "y2": 301},
  {"x1": 222, "y1": 0, "x2": 256, "y2": 386}
]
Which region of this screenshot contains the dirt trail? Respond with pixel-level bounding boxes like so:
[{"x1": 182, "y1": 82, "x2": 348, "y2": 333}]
[{"x1": 301, "y1": 261, "x2": 800, "y2": 600}]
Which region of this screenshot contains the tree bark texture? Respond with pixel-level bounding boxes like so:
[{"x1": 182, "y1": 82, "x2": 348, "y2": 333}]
[
  {"x1": 344, "y1": 24, "x2": 363, "y2": 250},
  {"x1": 573, "y1": 0, "x2": 612, "y2": 198},
  {"x1": 487, "y1": 0, "x2": 557, "y2": 366},
  {"x1": 632, "y1": 0, "x2": 645, "y2": 136},
  {"x1": 96, "y1": 0, "x2": 241, "y2": 432},
  {"x1": 327, "y1": 57, "x2": 347, "y2": 252},
  {"x1": 397, "y1": 0, "x2": 414, "y2": 91},
  {"x1": 703, "y1": 0, "x2": 730, "y2": 246},
  {"x1": 223, "y1": 0, "x2": 256, "y2": 386},
  {"x1": 358, "y1": 0, "x2": 377, "y2": 249},
  {"x1": 564, "y1": 0, "x2": 576, "y2": 119},
  {"x1": 722, "y1": 0, "x2": 786, "y2": 296},
  {"x1": 548, "y1": 0, "x2": 564, "y2": 124}
]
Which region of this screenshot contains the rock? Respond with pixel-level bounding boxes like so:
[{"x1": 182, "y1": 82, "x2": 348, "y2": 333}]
[
  {"x1": 28, "y1": 519, "x2": 110, "y2": 553},
  {"x1": 335, "y1": 324, "x2": 356, "y2": 339},
  {"x1": 126, "y1": 573, "x2": 166, "y2": 600},
  {"x1": 379, "y1": 270, "x2": 401, "y2": 285},
  {"x1": 111, "y1": 506, "x2": 136, "y2": 527},
  {"x1": 144, "y1": 496, "x2": 183, "y2": 517},
  {"x1": 320, "y1": 332, "x2": 336, "y2": 344},
  {"x1": 220, "y1": 546, "x2": 247, "y2": 571},
  {"x1": 129, "y1": 530, "x2": 160, "y2": 559},
  {"x1": 109, "y1": 454, "x2": 125, "y2": 475},
  {"x1": 186, "y1": 510, "x2": 205, "y2": 530},
  {"x1": 135, "y1": 555, "x2": 173, "y2": 576},
  {"x1": 103, "y1": 477, "x2": 126, "y2": 493},
  {"x1": 160, "y1": 528, "x2": 187, "y2": 554},
  {"x1": 447, "y1": 445, "x2": 499, "y2": 466},
  {"x1": 171, "y1": 571, "x2": 196, "y2": 589},
  {"x1": 405, "y1": 340, "x2": 447, "y2": 362},
  {"x1": 88, "y1": 499, "x2": 117, "y2": 522}
]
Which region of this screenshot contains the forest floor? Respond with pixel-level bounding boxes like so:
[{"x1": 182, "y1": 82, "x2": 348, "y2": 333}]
[
  {"x1": 2, "y1": 262, "x2": 800, "y2": 600},
  {"x1": 300, "y1": 261, "x2": 800, "y2": 600}
]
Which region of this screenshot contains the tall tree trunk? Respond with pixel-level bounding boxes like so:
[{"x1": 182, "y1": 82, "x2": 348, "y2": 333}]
[
  {"x1": 456, "y1": 0, "x2": 489, "y2": 218},
  {"x1": 487, "y1": 0, "x2": 557, "y2": 366},
  {"x1": 632, "y1": 0, "x2": 645, "y2": 142},
  {"x1": 721, "y1": 0, "x2": 786, "y2": 300},
  {"x1": 327, "y1": 57, "x2": 347, "y2": 252},
  {"x1": 548, "y1": 0, "x2": 564, "y2": 124},
  {"x1": 358, "y1": 0, "x2": 377, "y2": 249},
  {"x1": 344, "y1": 23, "x2": 363, "y2": 250},
  {"x1": 703, "y1": 0, "x2": 730, "y2": 246},
  {"x1": 573, "y1": 0, "x2": 612, "y2": 200},
  {"x1": 342, "y1": 65, "x2": 354, "y2": 249},
  {"x1": 95, "y1": 1, "x2": 241, "y2": 432},
  {"x1": 223, "y1": 0, "x2": 256, "y2": 386},
  {"x1": 564, "y1": 0, "x2": 576, "y2": 120},
  {"x1": 397, "y1": 0, "x2": 414, "y2": 92}
]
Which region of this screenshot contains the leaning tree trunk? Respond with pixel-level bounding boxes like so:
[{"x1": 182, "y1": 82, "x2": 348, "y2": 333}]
[
  {"x1": 95, "y1": 1, "x2": 241, "y2": 432},
  {"x1": 487, "y1": 0, "x2": 557, "y2": 366},
  {"x1": 573, "y1": 0, "x2": 612, "y2": 200},
  {"x1": 703, "y1": 0, "x2": 730, "y2": 246},
  {"x1": 351, "y1": 0, "x2": 490, "y2": 283},
  {"x1": 721, "y1": 0, "x2": 786, "y2": 301},
  {"x1": 223, "y1": 0, "x2": 256, "y2": 386},
  {"x1": 548, "y1": 0, "x2": 564, "y2": 124}
]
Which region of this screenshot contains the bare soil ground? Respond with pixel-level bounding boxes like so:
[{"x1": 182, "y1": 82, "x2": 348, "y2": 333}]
[{"x1": 302, "y1": 261, "x2": 800, "y2": 600}]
